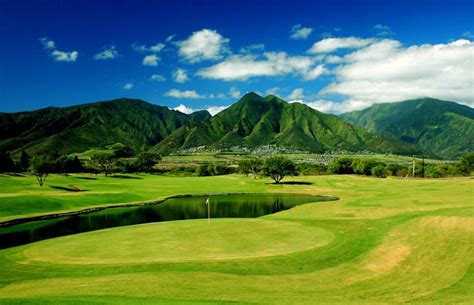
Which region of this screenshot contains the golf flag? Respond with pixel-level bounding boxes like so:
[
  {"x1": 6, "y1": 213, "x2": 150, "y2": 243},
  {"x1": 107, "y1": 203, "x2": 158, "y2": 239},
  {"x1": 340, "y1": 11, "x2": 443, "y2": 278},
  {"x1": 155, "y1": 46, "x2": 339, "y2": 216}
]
[{"x1": 205, "y1": 197, "x2": 210, "y2": 224}]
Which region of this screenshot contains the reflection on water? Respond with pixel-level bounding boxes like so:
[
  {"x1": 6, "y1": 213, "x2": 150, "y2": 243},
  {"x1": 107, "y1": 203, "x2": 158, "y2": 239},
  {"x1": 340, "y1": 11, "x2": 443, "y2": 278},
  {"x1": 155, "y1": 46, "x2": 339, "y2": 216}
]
[{"x1": 0, "y1": 193, "x2": 336, "y2": 249}]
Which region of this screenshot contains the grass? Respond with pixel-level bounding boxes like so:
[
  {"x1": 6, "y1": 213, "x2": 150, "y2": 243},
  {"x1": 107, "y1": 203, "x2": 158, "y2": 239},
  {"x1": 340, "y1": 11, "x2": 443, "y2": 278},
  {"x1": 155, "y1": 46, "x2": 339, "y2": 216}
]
[{"x1": 0, "y1": 174, "x2": 472, "y2": 304}]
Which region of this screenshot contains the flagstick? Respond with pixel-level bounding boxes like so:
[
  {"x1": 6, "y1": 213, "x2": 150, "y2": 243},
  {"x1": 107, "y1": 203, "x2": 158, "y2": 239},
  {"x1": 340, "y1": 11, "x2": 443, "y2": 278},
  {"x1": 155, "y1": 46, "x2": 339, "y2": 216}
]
[{"x1": 208, "y1": 198, "x2": 211, "y2": 224}]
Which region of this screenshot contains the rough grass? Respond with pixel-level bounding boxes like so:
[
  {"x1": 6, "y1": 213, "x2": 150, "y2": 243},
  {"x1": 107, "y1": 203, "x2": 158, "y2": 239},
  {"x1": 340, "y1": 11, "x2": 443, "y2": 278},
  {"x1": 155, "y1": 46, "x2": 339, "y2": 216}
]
[{"x1": 0, "y1": 174, "x2": 472, "y2": 304}]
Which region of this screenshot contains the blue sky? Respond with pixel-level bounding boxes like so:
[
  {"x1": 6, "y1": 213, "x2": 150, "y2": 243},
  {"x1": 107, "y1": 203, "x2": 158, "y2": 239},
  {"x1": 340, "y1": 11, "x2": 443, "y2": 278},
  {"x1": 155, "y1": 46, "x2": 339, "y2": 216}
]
[{"x1": 0, "y1": 0, "x2": 473, "y2": 114}]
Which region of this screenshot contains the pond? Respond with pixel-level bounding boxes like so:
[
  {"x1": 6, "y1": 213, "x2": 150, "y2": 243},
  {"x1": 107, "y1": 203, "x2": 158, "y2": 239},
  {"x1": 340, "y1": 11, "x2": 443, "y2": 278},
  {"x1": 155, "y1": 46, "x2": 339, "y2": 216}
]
[{"x1": 0, "y1": 193, "x2": 337, "y2": 249}]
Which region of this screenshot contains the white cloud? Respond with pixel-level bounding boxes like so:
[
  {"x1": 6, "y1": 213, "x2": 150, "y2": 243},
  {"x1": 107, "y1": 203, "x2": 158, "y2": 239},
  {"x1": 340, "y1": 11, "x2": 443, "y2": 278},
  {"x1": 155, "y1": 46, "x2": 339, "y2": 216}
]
[
  {"x1": 173, "y1": 104, "x2": 195, "y2": 114},
  {"x1": 150, "y1": 74, "x2": 166, "y2": 81},
  {"x1": 123, "y1": 82, "x2": 133, "y2": 90},
  {"x1": 288, "y1": 88, "x2": 304, "y2": 100},
  {"x1": 325, "y1": 55, "x2": 343, "y2": 64},
  {"x1": 197, "y1": 52, "x2": 326, "y2": 81},
  {"x1": 374, "y1": 24, "x2": 394, "y2": 36},
  {"x1": 308, "y1": 37, "x2": 374, "y2": 53},
  {"x1": 143, "y1": 54, "x2": 159, "y2": 66},
  {"x1": 40, "y1": 37, "x2": 55, "y2": 49},
  {"x1": 229, "y1": 87, "x2": 241, "y2": 99},
  {"x1": 177, "y1": 29, "x2": 230, "y2": 63},
  {"x1": 173, "y1": 104, "x2": 229, "y2": 116},
  {"x1": 290, "y1": 24, "x2": 313, "y2": 40},
  {"x1": 239, "y1": 43, "x2": 265, "y2": 54},
  {"x1": 94, "y1": 45, "x2": 120, "y2": 60},
  {"x1": 51, "y1": 50, "x2": 78, "y2": 62},
  {"x1": 207, "y1": 105, "x2": 229, "y2": 115},
  {"x1": 40, "y1": 37, "x2": 78, "y2": 62},
  {"x1": 173, "y1": 68, "x2": 190, "y2": 83},
  {"x1": 319, "y1": 39, "x2": 474, "y2": 110},
  {"x1": 132, "y1": 42, "x2": 165, "y2": 53},
  {"x1": 165, "y1": 89, "x2": 203, "y2": 99},
  {"x1": 266, "y1": 87, "x2": 280, "y2": 96},
  {"x1": 165, "y1": 35, "x2": 175, "y2": 42}
]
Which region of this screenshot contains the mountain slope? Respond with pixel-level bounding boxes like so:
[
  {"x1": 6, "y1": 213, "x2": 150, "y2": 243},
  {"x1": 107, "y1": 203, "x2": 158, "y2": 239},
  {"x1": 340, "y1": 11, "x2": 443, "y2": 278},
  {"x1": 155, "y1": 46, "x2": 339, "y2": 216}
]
[
  {"x1": 153, "y1": 93, "x2": 421, "y2": 155},
  {"x1": 0, "y1": 98, "x2": 211, "y2": 155},
  {"x1": 340, "y1": 98, "x2": 474, "y2": 159}
]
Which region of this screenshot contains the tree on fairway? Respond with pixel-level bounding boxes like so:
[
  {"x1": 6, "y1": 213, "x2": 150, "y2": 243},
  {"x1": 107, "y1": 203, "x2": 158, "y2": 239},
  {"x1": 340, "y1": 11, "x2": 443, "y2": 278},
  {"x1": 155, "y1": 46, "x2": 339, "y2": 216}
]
[
  {"x1": 134, "y1": 152, "x2": 161, "y2": 172},
  {"x1": 30, "y1": 156, "x2": 53, "y2": 186},
  {"x1": 238, "y1": 158, "x2": 263, "y2": 178},
  {"x1": 91, "y1": 152, "x2": 115, "y2": 176},
  {"x1": 0, "y1": 151, "x2": 15, "y2": 172},
  {"x1": 328, "y1": 158, "x2": 354, "y2": 174},
  {"x1": 19, "y1": 150, "x2": 30, "y2": 172},
  {"x1": 262, "y1": 156, "x2": 298, "y2": 184},
  {"x1": 460, "y1": 152, "x2": 474, "y2": 174}
]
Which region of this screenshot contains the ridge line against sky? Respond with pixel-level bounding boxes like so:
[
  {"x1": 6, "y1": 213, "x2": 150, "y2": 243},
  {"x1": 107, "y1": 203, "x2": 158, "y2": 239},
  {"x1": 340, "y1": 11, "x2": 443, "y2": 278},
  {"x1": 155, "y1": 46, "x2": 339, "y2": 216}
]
[{"x1": 0, "y1": 0, "x2": 473, "y2": 115}]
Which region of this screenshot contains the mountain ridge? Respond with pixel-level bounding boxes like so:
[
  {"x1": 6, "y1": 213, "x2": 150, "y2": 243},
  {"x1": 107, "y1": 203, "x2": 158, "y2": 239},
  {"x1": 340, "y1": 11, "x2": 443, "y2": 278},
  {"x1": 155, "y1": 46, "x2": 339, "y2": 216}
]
[
  {"x1": 153, "y1": 93, "x2": 422, "y2": 156},
  {"x1": 340, "y1": 98, "x2": 474, "y2": 158}
]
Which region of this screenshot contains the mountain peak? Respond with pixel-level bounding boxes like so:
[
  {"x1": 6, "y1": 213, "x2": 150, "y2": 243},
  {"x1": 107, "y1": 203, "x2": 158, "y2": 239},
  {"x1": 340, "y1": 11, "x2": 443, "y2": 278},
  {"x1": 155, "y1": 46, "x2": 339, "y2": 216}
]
[{"x1": 239, "y1": 92, "x2": 263, "y2": 101}]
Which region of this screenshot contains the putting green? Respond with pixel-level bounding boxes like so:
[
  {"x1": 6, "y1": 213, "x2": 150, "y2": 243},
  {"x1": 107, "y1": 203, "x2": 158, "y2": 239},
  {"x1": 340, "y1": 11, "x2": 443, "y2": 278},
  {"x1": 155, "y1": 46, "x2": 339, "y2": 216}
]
[{"x1": 19, "y1": 218, "x2": 333, "y2": 264}]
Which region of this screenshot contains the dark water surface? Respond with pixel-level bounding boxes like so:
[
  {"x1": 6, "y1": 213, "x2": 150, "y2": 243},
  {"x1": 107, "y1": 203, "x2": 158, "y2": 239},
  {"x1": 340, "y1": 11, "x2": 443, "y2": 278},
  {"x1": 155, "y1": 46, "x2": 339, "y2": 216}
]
[{"x1": 0, "y1": 193, "x2": 337, "y2": 249}]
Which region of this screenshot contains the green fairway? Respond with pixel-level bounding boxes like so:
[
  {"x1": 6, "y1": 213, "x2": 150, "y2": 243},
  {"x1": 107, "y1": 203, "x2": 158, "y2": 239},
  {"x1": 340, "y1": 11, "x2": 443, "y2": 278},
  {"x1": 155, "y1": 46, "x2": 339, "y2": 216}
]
[{"x1": 0, "y1": 174, "x2": 473, "y2": 304}]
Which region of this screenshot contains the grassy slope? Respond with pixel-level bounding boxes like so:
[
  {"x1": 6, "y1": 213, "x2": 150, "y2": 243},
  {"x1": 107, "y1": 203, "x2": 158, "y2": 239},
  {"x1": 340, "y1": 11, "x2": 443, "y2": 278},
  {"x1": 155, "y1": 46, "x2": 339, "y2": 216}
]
[
  {"x1": 0, "y1": 174, "x2": 472, "y2": 304},
  {"x1": 0, "y1": 99, "x2": 211, "y2": 155},
  {"x1": 340, "y1": 98, "x2": 474, "y2": 159},
  {"x1": 154, "y1": 93, "x2": 421, "y2": 156}
]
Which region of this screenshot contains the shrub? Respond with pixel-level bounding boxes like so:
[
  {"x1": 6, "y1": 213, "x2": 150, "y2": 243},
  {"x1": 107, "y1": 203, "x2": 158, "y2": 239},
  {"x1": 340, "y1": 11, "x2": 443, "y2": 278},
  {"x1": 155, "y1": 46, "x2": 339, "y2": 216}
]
[{"x1": 327, "y1": 158, "x2": 354, "y2": 174}]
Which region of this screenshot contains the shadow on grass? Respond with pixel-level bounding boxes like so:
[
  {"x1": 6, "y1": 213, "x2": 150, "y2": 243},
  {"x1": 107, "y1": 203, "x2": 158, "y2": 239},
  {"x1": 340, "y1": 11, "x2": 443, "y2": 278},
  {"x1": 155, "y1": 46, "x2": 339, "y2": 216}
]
[
  {"x1": 0, "y1": 173, "x2": 28, "y2": 177},
  {"x1": 109, "y1": 175, "x2": 143, "y2": 179},
  {"x1": 50, "y1": 185, "x2": 86, "y2": 192},
  {"x1": 266, "y1": 181, "x2": 314, "y2": 185},
  {"x1": 76, "y1": 176, "x2": 99, "y2": 180}
]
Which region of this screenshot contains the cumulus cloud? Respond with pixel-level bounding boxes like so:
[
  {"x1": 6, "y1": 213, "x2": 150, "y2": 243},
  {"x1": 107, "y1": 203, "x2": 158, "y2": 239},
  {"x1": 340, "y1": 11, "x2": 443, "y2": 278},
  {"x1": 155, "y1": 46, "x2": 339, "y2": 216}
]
[
  {"x1": 173, "y1": 104, "x2": 229, "y2": 116},
  {"x1": 373, "y1": 24, "x2": 394, "y2": 36},
  {"x1": 206, "y1": 105, "x2": 229, "y2": 115},
  {"x1": 173, "y1": 104, "x2": 195, "y2": 114},
  {"x1": 229, "y1": 87, "x2": 241, "y2": 99},
  {"x1": 288, "y1": 88, "x2": 304, "y2": 100},
  {"x1": 94, "y1": 45, "x2": 120, "y2": 60},
  {"x1": 177, "y1": 29, "x2": 230, "y2": 63},
  {"x1": 197, "y1": 52, "x2": 326, "y2": 81},
  {"x1": 123, "y1": 82, "x2": 133, "y2": 90},
  {"x1": 40, "y1": 37, "x2": 78, "y2": 62},
  {"x1": 165, "y1": 89, "x2": 203, "y2": 99},
  {"x1": 290, "y1": 24, "x2": 313, "y2": 40},
  {"x1": 308, "y1": 37, "x2": 374, "y2": 53},
  {"x1": 143, "y1": 54, "x2": 159, "y2": 66},
  {"x1": 239, "y1": 43, "x2": 265, "y2": 54},
  {"x1": 318, "y1": 38, "x2": 474, "y2": 111},
  {"x1": 150, "y1": 74, "x2": 166, "y2": 81},
  {"x1": 173, "y1": 68, "x2": 190, "y2": 83},
  {"x1": 132, "y1": 42, "x2": 165, "y2": 53},
  {"x1": 266, "y1": 87, "x2": 281, "y2": 96}
]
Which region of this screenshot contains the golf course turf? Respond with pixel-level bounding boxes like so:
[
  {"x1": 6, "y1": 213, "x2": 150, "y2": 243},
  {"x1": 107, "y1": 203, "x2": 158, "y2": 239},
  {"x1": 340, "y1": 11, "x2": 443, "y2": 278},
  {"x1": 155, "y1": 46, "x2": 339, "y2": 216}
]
[{"x1": 0, "y1": 174, "x2": 472, "y2": 304}]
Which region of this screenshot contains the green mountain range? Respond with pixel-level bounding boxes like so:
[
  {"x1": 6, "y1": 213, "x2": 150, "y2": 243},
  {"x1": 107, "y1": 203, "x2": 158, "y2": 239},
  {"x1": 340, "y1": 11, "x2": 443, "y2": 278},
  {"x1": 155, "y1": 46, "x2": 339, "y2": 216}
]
[
  {"x1": 153, "y1": 93, "x2": 421, "y2": 155},
  {"x1": 340, "y1": 98, "x2": 474, "y2": 159},
  {"x1": 0, "y1": 98, "x2": 211, "y2": 155}
]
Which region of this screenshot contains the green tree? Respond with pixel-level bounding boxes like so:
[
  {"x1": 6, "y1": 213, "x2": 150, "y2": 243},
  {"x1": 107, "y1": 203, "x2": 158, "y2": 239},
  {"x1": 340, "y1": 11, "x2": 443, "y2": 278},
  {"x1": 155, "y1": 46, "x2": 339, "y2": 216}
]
[
  {"x1": 134, "y1": 152, "x2": 161, "y2": 172},
  {"x1": 327, "y1": 158, "x2": 354, "y2": 174},
  {"x1": 91, "y1": 152, "x2": 115, "y2": 176},
  {"x1": 238, "y1": 158, "x2": 263, "y2": 178},
  {"x1": 262, "y1": 156, "x2": 298, "y2": 184},
  {"x1": 19, "y1": 150, "x2": 30, "y2": 172},
  {"x1": 30, "y1": 155, "x2": 53, "y2": 186},
  {"x1": 371, "y1": 165, "x2": 387, "y2": 178},
  {"x1": 0, "y1": 151, "x2": 15, "y2": 172},
  {"x1": 113, "y1": 145, "x2": 135, "y2": 158},
  {"x1": 460, "y1": 152, "x2": 474, "y2": 175}
]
